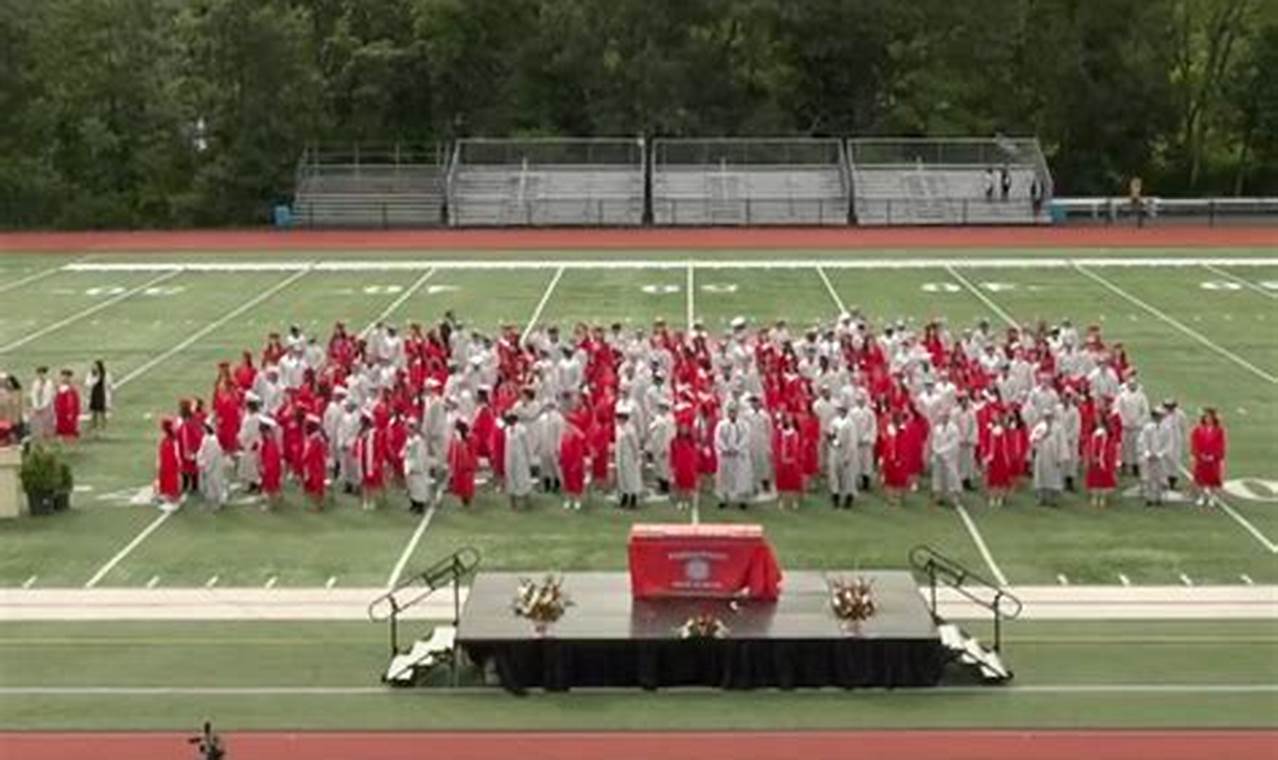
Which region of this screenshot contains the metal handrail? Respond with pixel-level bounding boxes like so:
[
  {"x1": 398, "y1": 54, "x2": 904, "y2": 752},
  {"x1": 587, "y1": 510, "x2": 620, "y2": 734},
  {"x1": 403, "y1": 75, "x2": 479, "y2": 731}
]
[
  {"x1": 368, "y1": 546, "x2": 481, "y2": 656},
  {"x1": 909, "y1": 544, "x2": 1022, "y2": 653}
]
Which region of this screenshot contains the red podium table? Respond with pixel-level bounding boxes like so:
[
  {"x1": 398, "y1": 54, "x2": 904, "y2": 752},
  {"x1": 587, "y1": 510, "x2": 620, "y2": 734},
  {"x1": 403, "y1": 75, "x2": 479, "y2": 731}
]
[{"x1": 628, "y1": 523, "x2": 782, "y2": 601}]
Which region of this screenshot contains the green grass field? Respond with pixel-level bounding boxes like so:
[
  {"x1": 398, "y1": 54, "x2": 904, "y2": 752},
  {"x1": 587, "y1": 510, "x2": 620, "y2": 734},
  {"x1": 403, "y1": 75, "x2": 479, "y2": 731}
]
[
  {"x1": 1, "y1": 619, "x2": 1275, "y2": 730},
  {"x1": 1, "y1": 247, "x2": 1276, "y2": 731},
  {"x1": 1, "y1": 249, "x2": 1275, "y2": 589}
]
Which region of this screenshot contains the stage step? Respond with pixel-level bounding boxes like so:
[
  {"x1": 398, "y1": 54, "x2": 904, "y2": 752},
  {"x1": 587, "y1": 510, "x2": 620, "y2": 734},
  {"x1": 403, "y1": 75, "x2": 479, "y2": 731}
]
[
  {"x1": 384, "y1": 625, "x2": 456, "y2": 684},
  {"x1": 937, "y1": 622, "x2": 1012, "y2": 683}
]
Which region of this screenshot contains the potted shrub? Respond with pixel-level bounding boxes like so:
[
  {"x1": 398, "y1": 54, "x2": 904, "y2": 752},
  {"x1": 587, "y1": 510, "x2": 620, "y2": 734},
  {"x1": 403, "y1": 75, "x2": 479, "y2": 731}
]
[{"x1": 19, "y1": 445, "x2": 73, "y2": 516}]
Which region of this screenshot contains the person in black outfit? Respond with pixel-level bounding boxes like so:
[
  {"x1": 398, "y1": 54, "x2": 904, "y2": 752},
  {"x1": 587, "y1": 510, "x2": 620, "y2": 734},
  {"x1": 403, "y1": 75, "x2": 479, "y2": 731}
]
[
  {"x1": 86, "y1": 359, "x2": 111, "y2": 436},
  {"x1": 999, "y1": 165, "x2": 1012, "y2": 200}
]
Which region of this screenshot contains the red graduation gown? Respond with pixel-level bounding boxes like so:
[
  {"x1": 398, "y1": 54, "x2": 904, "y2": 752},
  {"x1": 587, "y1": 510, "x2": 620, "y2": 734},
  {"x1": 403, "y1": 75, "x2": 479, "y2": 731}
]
[
  {"x1": 54, "y1": 385, "x2": 80, "y2": 439},
  {"x1": 156, "y1": 436, "x2": 182, "y2": 501}
]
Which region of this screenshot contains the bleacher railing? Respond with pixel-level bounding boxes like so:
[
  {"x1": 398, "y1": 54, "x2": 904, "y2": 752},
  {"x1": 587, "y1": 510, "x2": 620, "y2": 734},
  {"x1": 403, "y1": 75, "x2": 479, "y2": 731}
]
[
  {"x1": 653, "y1": 137, "x2": 844, "y2": 167},
  {"x1": 1052, "y1": 196, "x2": 1278, "y2": 226},
  {"x1": 651, "y1": 197, "x2": 849, "y2": 226},
  {"x1": 454, "y1": 137, "x2": 645, "y2": 166},
  {"x1": 853, "y1": 197, "x2": 1050, "y2": 226},
  {"x1": 849, "y1": 137, "x2": 1055, "y2": 206}
]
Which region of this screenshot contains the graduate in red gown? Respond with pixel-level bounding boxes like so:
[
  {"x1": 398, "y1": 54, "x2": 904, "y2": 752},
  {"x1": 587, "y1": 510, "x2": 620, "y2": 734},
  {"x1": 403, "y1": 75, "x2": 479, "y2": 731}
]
[
  {"x1": 670, "y1": 424, "x2": 699, "y2": 512},
  {"x1": 1084, "y1": 420, "x2": 1120, "y2": 508},
  {"x1": 355, "y1": 416, "x2": 384, "y2": 510},
  {"x1": 259, "y1": 421, "x2": 283, "y2": 508},
  {"x1": 448, "y1": 422, "x2": 478, "y2": 507},
  {"x1": 588, "y1": 408, "x2": 612, "y2": 490},
  {"x1": 900, "y1": 406, "x2": 929, "y2": 493},
  {"x1": 302, "y1": 417, "x2": 328, "y2": 510},
  {"x1": 983, "y1": 414, "x2": 1016, "y2": 508},
  {"x1": 233, "y1": 351, "x2": 257, "y2": 392},
  {"x1": 559, "y1": 420, "x2": 588, "y2": 510},
  {"x1": 212, "y1": 379, "x2": 242, "y2": 453},
  {"x1": 155, "y1": 418, "x2": 183, "y2": 506},
  {"x1": 281, "y1": 405, "x2": 306, "y2": 481},
  {"x1": 489, "y1": 420, "x2": 508, "y2": 484},
  {"x1": 54, "y1": 369, "x2": 81, "y2": 441},
  {"x1": 878, "y1": 412, "x2": 910, "y2": 506},
  {"x1": 773, "y1": 414, "x2": 804, "y2": 511},
  {"x1": 177, "y1": 400, "x2": 203, "y2": 493},
  {"x1": 1190, "y1": 408, "x2": 1227, "y2": 507},
  {"x1": 796, "y1": 406, "x2": 822, "y2": 481},
  {"x1": 471, "y1": 388, "x2": 497, "y2": 462}
]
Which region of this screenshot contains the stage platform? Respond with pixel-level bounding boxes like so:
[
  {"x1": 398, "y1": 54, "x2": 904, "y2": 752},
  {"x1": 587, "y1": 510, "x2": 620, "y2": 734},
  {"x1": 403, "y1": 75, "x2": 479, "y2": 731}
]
[{"x1": 457, "y1": 570, "x2": 944, "y2": 692}]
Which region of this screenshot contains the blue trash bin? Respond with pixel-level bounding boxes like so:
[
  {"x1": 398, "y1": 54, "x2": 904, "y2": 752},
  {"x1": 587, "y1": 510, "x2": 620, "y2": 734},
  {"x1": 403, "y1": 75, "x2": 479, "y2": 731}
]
[{"x1": 273, "y1": 204, "x2": 293, "y2": 229}]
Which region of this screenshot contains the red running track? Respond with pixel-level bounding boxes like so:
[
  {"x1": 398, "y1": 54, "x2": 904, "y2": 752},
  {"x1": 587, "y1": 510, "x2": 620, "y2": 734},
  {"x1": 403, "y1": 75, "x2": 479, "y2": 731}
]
[
  {"x1": 0, "y1": 226, "x2": 1275, "y2": 252},
  {"x1": 3, "y1": 730, "x2": 1276, "y2": 760}
]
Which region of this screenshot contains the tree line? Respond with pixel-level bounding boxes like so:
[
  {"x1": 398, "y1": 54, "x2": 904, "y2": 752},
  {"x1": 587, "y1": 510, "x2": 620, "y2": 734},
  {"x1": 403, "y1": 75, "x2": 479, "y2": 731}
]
[{"x1": 1, "y1": 0, "x2": 1275, "y2": 228}]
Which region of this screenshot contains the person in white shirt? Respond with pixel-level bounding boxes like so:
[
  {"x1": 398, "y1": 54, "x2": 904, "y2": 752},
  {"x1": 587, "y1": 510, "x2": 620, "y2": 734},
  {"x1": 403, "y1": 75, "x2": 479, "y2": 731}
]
[
  {"x1": 1115, "y1": 378, "x2": 1152, "y2": 475},
  {"x1": 1137, "y1": 409, "x2": 1169, "y2": 506},
  {"x1": 28, "y1": 366, "x2": 55, "y2": 440},
  {"x1": 930, "y1": 411, "x2": 962, "y2": 508}
]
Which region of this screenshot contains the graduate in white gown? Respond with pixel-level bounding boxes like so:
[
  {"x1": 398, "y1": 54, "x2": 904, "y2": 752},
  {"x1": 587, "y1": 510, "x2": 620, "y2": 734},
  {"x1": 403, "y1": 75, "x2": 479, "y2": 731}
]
[
  {"x1": 196, "y1": 422, "x2": 227, "y2": 509},
  {"x1": 714, "y1": 401, "x2": 753, "y2": 510},
  {"x1": 503, "y1": 412, "x2": 535, "y2": 510}
]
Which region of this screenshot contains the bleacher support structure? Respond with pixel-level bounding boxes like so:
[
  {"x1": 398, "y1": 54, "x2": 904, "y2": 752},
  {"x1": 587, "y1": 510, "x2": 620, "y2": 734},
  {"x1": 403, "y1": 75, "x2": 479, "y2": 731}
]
[
  {"x1": 848, "y1": 137, "x2": 1054, "y2": 226},
  {"x1": 651, "y1": 138, "x2": 850, "y2": 226},
  {"x1": 291, "y1": 136, "x2": 1059, "y2": 228},
  {"x1": 446, "y1": 138, "x2": 645, "y2": 227},
  {"x1": 292, "y1": 144, "x2": 446, "y2": 228}
]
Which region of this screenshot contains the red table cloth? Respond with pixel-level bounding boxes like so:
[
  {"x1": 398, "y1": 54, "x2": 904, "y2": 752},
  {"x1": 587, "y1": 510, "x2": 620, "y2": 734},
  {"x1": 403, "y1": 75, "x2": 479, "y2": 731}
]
[{"x1": 628, "y1": 523, "x2": 783, "y2": 601}]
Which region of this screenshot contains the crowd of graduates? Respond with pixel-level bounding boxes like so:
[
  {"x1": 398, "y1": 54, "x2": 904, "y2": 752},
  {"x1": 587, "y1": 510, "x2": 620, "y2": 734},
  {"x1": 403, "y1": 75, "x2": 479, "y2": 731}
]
[{"x1": 146, "y1": 310, "x2": 1230, "y2": 515}]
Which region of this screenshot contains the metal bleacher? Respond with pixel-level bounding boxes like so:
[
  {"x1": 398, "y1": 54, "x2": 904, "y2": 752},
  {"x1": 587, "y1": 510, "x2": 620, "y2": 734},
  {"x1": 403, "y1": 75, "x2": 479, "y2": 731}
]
[
  {"x1": 292, "y1": 144, "x2": 446, "y2": 228},
  {"x1": 848, "y1": 138, "x2": 1053, "y2": 226},
  {"x1": 446, "y1": 139, "x2": 644, "y2": 226},
  {"x1": 652, "y1": 139, "x2": 849, "y2": 225}
]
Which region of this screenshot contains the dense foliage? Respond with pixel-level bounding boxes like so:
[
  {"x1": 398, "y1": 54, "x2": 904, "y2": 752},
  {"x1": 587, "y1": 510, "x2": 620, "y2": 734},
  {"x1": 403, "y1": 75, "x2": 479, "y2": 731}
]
[{"x1": 1, "y1": 0, "x2": 1275, "y2": 228}]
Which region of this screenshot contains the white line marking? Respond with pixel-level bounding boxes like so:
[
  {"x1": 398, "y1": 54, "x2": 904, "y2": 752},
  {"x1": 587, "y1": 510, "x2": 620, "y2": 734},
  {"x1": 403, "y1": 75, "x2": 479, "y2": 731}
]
[
  {"x1": 946, "y1": 264, "x2": 1019, "y2": 326},
  {"x1": 145, "y1": 576, "x2": 160, "y2": 589},
  {"x1": 1178, "y1": 464, "x2": 1277, "y2": 554},
  {"x1": 1203, "y1": 263, "x2": 1278, "y2": 300},
  {"x1": 21, "y1": 575, "x2": 37, "y2": 589},
  {"x1": 325, "y1": 576, "x2": 337, "y2": 589},
  {"x1": 815, "y1": 265, "x2": 846, "y2": 314},
  {"x1": 84, "y1": 511, "x2": 173, "y2": 588},
  {"x1": 1179, "y1": 573, "x2": 1194, "y2": 587},
  {"x1": 358, "y1": 268, "x2": 437, "y2": 338},
  {"x1": 685, "y1": 262, "x2": 695, "y2": 329},
  {"x1": 1056, "y1": 574, "x2": 1070, "y2": 586},
  {"x1": 1240, "y1": 574, "x2": 1255, "y2": 586},
  {"x1": 0, "y1": 270, "x2": 180, "y2": 354},
  {"x1": 62, "y1": 257, "x2": 1278, "y2": 273},
  {"x1": 1118, "y1": 574, "x2": 1131, "y2": 587},
  {"x1": 205, "y1": 575, "x2": 219, "y2": 589},
  {"x1": 2, "y1": 684, "x2": 1276, "y2": 696},
  {"x1": 955, "y1": 504, "x2": 1009, "y2": 587},
  {"x1": 0, "y1": 264, "x2": 69, "y2": 294},
  {"x1": 114, "y1": 268, "x2": 311, "y2": 390},
  {"x1": 520, "y1": 266, "x2": 565, "y2": 344},
  {"x1": 385, "y1": 506, "x2": 436, "y2": 589},
  {"x1": 1074, "y1": 264, "x2": 1277, "y2": 385},
  {"x1": 264, "y1": 576, "x2": 277, "y2": 589}
]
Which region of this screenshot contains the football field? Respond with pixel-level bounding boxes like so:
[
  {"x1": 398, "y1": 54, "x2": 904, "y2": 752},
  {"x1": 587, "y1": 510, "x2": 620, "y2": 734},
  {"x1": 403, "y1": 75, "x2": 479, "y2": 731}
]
[
  {"x1": 1, "y1": 248, "x2": 1275, "y2": 590},
  {"x1": 1, "y1": 242, "x2": 1276, "y2": 736}
]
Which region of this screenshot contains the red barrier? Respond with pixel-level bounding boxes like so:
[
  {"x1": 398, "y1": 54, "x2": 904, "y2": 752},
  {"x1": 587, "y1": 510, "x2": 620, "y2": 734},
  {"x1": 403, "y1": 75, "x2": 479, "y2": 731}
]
[{"x1": 4, "y1": 730, "x2": 1276, "y2": 760}]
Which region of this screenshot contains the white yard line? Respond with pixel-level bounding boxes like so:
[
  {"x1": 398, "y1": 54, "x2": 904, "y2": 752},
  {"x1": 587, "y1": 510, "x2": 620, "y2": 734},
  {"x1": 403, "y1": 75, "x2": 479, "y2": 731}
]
[
  {"x1": 1056, "y1": 574, "x2": 1070, "y2": 586},
  {"x1": 1203, "y1": 263, "x2": 1278, "y2": 300},
  {"x1": 815, "y1": 265, "x2": 847, "y2": 314},
  {"x1": 520, "y1": 266, "x2": 565, "y2": 343},
  {"x1": 358, "y1": 267, "x2": 437, "y2": 337},
  {"x1": 83, "y1": 511, "x2": 174, "y2": 588},
  {"x1": 1, "y1": 683, "x2": 1274, "y2": 696},
  {"x1": 945, "y1": 264, "x2": 1019, "y2": 326},
  {"x1": 205, "y1": 575, "x2": 220, "y2": 589},
  {"x1": 1074, "y1": 264, "x2": 1278, "y2": 385},
  {"x1": 264, "y1": 576, "x2": 277, "y2": 589},
  {"x1": 0, "y1": 270, "x2": 180, "y2": 354},
  {"x1": 685, "y1": 262, "x2": 695, "y2": 329},
  {"x1": 64, "y1": 257, "x2": 1278, "y2": 273},
  {"x1": 325, "y1": 576, "x2": 337, "y2": 590},
  {"x1": 114, "y1": 268, "x2": 312, "y2": 389},
  {"x1": 0, "y1": 263, "x2": 71, "y2": 294},
  {"x1": 955, "y1": 504, "x2": 1009, "y2": 587},
  {"x1": 1240, "y1": 574, "x2": 1255, "y2": 585},
  {"x1": 385, "y1": 506, "x2": 436, "y2": 589},
  {"x1": 145, "y1": 576, "x2": 160, "y2": 589},
  {"x1": 21, "y1": 575, "x2": 37, "y2": 590},
  {"x1": 1176, "y1": 463, "x2": 1278, "y2": 554},
  {"x1": 1118, "y1": 574, "x2": 1131, "y2": 587},
  {"x1": 1179, "y1": 573, "x2": 1194, "y2": 587}
]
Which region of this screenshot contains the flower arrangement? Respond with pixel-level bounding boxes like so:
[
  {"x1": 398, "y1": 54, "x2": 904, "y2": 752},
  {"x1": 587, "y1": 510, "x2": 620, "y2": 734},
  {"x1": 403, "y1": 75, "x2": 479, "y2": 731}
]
[
  {"x1": 828, "y1": 576, "x2": 876, "y2": 622},
  {"x1": 677, "y1": 612, "x2": 730, "y2": 639},
  {"x1": 511, "y1": 574, "x2": 572, "y2": 624}
]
